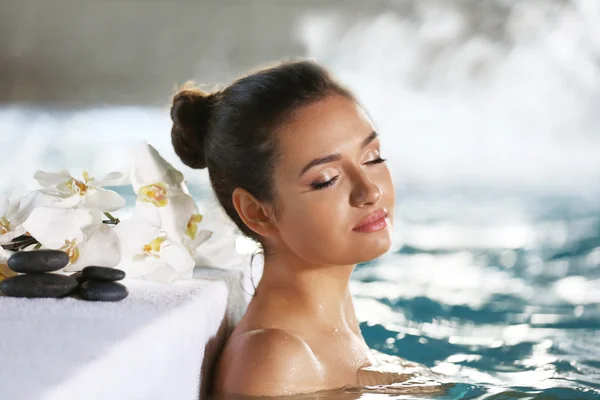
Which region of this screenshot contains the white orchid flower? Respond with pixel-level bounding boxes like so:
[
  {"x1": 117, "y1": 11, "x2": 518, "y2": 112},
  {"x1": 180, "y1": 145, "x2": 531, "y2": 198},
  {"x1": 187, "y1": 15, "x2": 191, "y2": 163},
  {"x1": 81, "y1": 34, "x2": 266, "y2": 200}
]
[
  {"x1": 0, "y1": 247, "x2": 17, "y2": 281},
  {"x1": 34, "y1": 169, "x2": 127, "y2": 212},
  {"x1": 190, "y1": 203, "x2": 241, "y2": 269},
  {"x1": 183, "y1": 212, "x2": 213, "y2": 256},
  {"x1": 164, "y1": 192, "x2": 213, "y2": 256},
  {"x1": 130, "y1": 140, "x2": 184, "y2": 190},
  {"x1": 0, "y1": 190, "x2": 44, "y2": 245},
  {"x1": 115, "y1": 203, "x2": 195, "y2": 283},
  {"x1": 130, "y1": 141, "x2": 212, "y2": 254},
  {"x1": 22, "y1": 207, "x2": 121, "y2": 272},
  {"x1": 130, "y1": 141, "x2": 187, "y2": 210}
]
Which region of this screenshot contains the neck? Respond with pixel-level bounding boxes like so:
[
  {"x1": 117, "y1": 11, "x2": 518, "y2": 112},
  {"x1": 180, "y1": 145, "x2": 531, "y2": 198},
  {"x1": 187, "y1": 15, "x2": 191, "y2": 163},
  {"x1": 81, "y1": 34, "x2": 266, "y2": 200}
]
[{"x1": 255, "y1": 247, "x2": 358, "y2": 331}]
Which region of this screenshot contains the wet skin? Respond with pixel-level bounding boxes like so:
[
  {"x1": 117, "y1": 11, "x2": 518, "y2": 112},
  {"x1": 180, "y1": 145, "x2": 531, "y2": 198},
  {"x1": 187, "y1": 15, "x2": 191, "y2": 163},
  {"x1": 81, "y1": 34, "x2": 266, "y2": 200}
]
[{"x1": 212, "y1": 95, "x2": 397, "y2": 397}]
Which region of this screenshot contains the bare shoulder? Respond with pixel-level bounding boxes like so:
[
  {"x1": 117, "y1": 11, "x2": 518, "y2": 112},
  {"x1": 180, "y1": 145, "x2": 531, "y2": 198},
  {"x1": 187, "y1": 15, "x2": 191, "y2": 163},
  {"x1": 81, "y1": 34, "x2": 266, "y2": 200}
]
[{"x1": 212, "y1": 328, "x2": 323, "y2": 397}]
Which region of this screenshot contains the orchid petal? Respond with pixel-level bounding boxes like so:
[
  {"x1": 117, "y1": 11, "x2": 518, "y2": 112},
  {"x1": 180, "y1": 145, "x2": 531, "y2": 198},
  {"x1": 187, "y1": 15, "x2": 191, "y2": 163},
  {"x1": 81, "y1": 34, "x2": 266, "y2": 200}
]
[
  {"x1": 35, "y1": 192, "x2": 82, "y2": 208},
  {"x1": 82, "y1": 188, "x2": 126, "y2": 212},
  {"x1": 33, "y1": 169, "x2": 128, "y2": 211},
  {"x1": 132, "y1": 257, "x2": 193, "y2": 283},
  {"x1": 115, "y1": 223, "x2": 159, "y2": 261},
  {"x1": 11, "y1": 191, "x2": 52, "y2": 223},
  {"x1": 130, "y1": 141, "x2": 184, "y2": 192},
  {"x1": 3, "y1": 197, "x2": 18, "y2": 217},
  {"x1": 64, "y1": 224, "x2": 121, "y2": 272},
  {"x1": 50, "y1": 181, "x2": 79, "y2": 197},
  {"x1": 118, "y1": 254, "x2": 180, "y2": 282},
  {"x1": 189, "y1": 202, "x2": 238, "y2": 267},
  {"x1": 33, "y1": 170, "x2": 71, "y2": 187},
  {"x1": 2, "y1": 191, "x2": 51, "y2": 225},
  {"x1": 115, "y1": 203, "x2": 162, "y2": 256},
  {"x1": 160, "y1": 241, "x2": 195, "y2": 272},
  {"x1": 142, "y1": 262, "x2": 182, "y2": 283},
  {"x1": 0, "y1": 225, "x2": 26, "y2": 245},
  {"x1": 38, "y1": 187, "x2": 73, "y2": 198},
  {"x1": 184, "y1": 229, "x2": 213, "y2": 258},
  {"x1": 158, "y1": 192, "x2": 198, "y2": 243},
  {"x1": 0, "y1": 192, "x2": 46, "y2": 244},
  {"x1": 192, "y1": 228, "x2": 239, "y2": 268},
  {"x1": 99, "y1": 171, "x2": 130, "y2": 187},
  {"x1": 23, "y1": 207, "x2": 100, "y2": 249},
  {"x1": 132, "y1": 201, "x2": 163, "y2": 227},
  {"x1": 116, "y1": 259, "x2": 154, "y2": 279}
]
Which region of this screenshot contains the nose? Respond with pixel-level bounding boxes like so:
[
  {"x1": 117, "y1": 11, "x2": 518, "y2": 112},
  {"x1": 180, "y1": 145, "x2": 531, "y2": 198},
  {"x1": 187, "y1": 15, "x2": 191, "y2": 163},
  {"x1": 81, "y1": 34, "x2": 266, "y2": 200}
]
[{"x1": 350, "y1": 170, "x2": 382, "y2": 208}]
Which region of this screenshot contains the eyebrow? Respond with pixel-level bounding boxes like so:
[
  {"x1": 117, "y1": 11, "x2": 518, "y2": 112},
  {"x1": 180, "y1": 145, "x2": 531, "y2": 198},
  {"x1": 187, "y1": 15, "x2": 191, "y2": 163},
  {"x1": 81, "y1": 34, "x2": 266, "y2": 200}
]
[{"x1": 298, "y1": 131, "x2": 378, "y2": 178}]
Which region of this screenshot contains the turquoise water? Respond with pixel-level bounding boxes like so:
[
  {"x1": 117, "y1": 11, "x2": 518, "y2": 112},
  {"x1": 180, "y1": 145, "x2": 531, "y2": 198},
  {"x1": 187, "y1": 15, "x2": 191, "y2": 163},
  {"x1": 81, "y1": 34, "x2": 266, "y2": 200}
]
[{"x1": 351, "y1": 188, "x2": 600, "y2": 399}]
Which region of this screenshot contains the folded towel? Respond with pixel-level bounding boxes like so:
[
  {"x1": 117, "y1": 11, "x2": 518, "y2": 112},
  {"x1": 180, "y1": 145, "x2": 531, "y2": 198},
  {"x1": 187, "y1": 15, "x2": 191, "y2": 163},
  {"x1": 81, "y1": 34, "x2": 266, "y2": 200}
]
[{"x1": 0, "y1": 269, "x2": 247, "y2": 400}]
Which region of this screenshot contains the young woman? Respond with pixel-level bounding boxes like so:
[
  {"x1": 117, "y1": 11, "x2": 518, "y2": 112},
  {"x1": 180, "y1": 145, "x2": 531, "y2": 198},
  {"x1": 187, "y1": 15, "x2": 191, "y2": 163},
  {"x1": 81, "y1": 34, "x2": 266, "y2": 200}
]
[{"x1": 170, "y1": 60, "x2": 423, "y2": 397}]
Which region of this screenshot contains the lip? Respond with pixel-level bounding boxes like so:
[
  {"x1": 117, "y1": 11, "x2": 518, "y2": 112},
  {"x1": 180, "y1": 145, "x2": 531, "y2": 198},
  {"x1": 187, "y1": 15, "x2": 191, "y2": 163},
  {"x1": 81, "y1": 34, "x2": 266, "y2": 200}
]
[{"x1": 353, "y1": 209, "x2": 388, "y2": 232}]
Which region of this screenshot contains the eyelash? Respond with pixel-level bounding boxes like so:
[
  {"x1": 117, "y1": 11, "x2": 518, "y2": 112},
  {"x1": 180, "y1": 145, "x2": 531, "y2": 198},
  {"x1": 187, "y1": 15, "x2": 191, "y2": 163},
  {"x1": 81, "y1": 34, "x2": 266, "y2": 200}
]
[
  {"x1": 310, "y1": 157, "x2": 387, "y2": 191},
  {"x1": 365, "y1": 157, "x2": 387, "y2": 166}
]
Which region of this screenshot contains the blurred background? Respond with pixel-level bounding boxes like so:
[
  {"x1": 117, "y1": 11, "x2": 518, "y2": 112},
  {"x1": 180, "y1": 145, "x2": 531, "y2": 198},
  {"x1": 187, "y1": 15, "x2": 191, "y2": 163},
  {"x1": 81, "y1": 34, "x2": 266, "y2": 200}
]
[{"x1": 1, "y1": 0, "x2": 599, "y2": 398}]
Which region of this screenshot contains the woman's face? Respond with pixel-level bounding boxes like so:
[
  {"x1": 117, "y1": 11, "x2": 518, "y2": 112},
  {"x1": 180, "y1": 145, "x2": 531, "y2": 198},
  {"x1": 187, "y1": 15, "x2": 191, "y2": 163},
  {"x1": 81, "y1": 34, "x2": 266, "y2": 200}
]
[{"x1": 270, "y1": 95, "x2": 395, "y2": 266}]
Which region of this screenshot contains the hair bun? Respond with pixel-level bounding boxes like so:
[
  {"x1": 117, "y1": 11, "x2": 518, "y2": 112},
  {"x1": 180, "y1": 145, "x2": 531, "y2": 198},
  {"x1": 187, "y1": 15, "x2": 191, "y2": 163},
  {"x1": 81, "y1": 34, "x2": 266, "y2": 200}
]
[{"x1": 170, "y1": 88, "x2": 217, "y2": 169}]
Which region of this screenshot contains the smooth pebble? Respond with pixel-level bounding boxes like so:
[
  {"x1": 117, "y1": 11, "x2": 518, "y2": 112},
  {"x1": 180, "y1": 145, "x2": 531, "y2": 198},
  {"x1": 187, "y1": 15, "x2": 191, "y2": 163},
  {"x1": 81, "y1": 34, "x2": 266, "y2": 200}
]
[
  {"x1": 7, "y1": 250, "x2": 69, "y2": 273},
  {"x1": 0, "y1": 273, "x2": 77, "y2": 298},
  {"x1": 80, "y1": 281, "x2": 128, "y2": 302},
  {"x1": 82, "y1": 266, "x2": 126, "y2": 282}
]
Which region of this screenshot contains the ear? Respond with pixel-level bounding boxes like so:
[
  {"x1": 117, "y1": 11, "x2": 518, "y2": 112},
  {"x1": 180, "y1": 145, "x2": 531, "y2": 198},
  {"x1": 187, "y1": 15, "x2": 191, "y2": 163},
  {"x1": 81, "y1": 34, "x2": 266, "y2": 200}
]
[{"x1": 231, "y1": 187, "x2": 277, "y2": 239}]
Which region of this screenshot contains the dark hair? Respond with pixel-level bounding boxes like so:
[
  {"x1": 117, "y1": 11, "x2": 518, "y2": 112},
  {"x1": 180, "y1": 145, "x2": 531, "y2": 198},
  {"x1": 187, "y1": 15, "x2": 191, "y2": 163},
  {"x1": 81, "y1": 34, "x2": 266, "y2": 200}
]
[{"x1": 170, "y1": 60, "x2": 354, "y2": 243}]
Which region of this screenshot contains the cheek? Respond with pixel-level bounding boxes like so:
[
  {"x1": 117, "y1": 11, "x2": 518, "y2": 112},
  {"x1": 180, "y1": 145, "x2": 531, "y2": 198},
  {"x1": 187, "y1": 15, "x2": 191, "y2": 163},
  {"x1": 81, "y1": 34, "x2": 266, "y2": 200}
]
[
  {"x1": 276, "y1": 191, "x2": 350, "y2": 263},
  {"x1": 382, "y1": 168, "x2": 396, "y2": 214}
]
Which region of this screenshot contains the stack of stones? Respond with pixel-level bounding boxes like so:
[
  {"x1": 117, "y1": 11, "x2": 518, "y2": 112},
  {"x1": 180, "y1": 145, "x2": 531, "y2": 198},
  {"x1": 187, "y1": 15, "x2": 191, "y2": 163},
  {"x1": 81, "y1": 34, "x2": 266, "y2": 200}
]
[
  {"x1": 0, "y1": 250, "x2": 76, "y2": 298},
  {"x1": 72, "y1": 266, "x2": 128, "y2": 301},
  {"x1": 0, "y1": 250, "x2": 128, "y2": 302}
]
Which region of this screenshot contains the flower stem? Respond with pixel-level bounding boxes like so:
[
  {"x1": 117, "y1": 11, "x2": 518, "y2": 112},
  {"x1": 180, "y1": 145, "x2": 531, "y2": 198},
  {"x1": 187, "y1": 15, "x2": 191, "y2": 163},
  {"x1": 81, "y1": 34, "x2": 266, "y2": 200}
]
[
  {"x1": 1, "y1": 235, "x2": 40, "y2": 251},
  {"x1": 103, "y1": 212, "x2": 120, "y2": 225}
]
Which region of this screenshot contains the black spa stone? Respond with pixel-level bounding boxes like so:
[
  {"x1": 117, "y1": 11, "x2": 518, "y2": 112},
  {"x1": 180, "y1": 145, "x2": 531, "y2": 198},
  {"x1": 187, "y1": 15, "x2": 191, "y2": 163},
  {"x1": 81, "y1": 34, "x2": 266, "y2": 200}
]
[
  {"x1": 0, "y1": 273, "x2": 78, "y2": 298},
  {"x1": 80, "y1": 281, "x2": 128, "y2": 302},
  {"x1": 81, "y1": 266, "x2": 126, "y2": 282},
  {"x1": 70, "y1": 271, "x2": 86, "y2": 284},
  {"x1": 7, "y1": 250, "x2": 69, "y2": 273}
]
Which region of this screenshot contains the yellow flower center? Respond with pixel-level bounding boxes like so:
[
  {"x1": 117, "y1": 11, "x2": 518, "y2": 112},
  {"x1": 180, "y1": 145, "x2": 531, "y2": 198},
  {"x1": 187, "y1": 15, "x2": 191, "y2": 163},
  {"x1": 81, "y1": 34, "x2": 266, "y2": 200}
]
[
  {"x1": 138, "y1": 182, "x2": 169, "y2": 207},
  {"x1": 185, "y1": 214, "x2": 203, "y2": 240},
  {"x1": 67, "y1": 171, "x2": 94, "y2": 196},
  {"x1": 141, "y1": 235, "x2": 168, "y2": 259},
  {"x1": 60, "y1": 239, "x2": 80, "y2": 264},
  {"x1": 0, "y1": 217, "x2": 10, "y2": 235}
]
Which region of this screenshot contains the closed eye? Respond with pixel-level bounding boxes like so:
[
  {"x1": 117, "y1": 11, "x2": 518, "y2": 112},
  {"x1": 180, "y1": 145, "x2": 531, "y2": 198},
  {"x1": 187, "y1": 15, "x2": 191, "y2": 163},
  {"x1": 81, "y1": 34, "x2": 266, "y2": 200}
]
[
  {"x1": 365, "y1": 157, "x2": 387, "y2": 165},
  {"x1": 310, "y1": 158, "x2": 386, "y2": 191},
  {"x1": 310, "y1": 175, "x2": 339, "y2": 191}
]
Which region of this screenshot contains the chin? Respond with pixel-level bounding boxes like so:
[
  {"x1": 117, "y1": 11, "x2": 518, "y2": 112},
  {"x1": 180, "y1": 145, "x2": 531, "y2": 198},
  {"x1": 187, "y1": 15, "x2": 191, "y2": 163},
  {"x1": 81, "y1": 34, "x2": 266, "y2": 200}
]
[{"x1": 350, "y1": 227, "x2": 393, "y2": 263}]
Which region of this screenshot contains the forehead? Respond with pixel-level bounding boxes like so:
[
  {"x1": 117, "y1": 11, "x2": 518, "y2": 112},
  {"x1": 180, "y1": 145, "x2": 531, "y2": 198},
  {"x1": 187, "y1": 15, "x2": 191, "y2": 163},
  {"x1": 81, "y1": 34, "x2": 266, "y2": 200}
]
[{"x1": 277, "y1": 95, "x2": 375, "y2": 166}]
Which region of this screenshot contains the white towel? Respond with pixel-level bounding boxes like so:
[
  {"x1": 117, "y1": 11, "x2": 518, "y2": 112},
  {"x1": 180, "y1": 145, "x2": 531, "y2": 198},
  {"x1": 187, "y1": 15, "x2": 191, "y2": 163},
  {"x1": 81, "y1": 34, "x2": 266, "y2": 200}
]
[{"x1": 0, "y1": 269, "x2": 247, "y2": 400}]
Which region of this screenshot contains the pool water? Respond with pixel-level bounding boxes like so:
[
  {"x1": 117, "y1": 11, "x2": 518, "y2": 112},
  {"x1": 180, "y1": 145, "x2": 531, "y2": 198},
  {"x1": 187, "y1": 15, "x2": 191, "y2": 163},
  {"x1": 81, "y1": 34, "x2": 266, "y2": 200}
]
[{"x1": 349, "y1": 188, "x2": 600, "y2": 399}]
